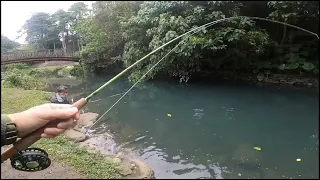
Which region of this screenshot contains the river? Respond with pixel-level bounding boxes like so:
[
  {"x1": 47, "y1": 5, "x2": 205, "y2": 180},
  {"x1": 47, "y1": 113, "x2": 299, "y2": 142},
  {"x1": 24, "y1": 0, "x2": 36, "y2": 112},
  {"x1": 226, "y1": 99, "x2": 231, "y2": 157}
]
[{"x1": 47, "y1": 75, "x2": 319, "y2": 179}]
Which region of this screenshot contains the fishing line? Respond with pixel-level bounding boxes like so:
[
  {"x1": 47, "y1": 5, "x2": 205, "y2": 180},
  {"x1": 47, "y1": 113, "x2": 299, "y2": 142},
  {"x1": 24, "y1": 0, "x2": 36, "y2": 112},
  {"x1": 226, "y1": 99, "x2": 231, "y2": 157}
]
[
  {"x1": 89, "y1": 91, "x2": 134, "y2": 103},
  {"x1": 74, "y1": 29, "x2": 203, "y2": 142},
  {"x1": 75, "y1": 16, "x2": 319, "y2": 142},
  {"x1": 85, "y1": 16, "x2": 318, "y2": 101},
  {"x1": 3, "y1": 16, "x2": 319, "y2": 168}
]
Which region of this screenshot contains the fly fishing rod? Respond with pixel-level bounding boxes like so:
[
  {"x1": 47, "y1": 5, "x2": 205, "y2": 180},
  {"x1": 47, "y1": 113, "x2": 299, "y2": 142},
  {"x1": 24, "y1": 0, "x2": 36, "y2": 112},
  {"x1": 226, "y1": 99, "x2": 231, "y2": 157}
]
[{"x1": 2, "y1": 16, "x2": 318, "y2": 172}]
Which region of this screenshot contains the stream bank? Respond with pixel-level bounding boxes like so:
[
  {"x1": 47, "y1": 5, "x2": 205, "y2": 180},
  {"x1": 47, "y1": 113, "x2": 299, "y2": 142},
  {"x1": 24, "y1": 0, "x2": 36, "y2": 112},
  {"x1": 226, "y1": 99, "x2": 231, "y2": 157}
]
[{"x1": 1, "y1": 62, "x2": 155, "y2": 179}]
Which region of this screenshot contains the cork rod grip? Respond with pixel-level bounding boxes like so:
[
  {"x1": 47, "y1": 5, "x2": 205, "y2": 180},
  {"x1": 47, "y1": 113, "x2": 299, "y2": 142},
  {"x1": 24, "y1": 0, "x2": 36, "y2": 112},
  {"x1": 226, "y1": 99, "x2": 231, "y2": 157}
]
[{"x1": 1, "y1": 98, "x2": 88, "y2": 163}]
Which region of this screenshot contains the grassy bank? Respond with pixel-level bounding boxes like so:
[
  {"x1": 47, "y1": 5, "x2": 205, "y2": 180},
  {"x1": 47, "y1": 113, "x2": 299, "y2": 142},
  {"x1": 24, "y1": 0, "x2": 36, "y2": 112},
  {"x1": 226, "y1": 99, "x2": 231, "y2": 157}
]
[{"x1": 1, "y1": 87, "x2": 120, "y2": 178}]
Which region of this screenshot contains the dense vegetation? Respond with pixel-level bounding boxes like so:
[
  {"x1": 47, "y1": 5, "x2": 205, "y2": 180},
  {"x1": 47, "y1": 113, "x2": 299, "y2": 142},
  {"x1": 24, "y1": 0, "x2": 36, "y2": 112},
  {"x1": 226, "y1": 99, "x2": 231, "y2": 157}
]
[
  {"x1": 15, "y1": 1, "x2": 320, "y2": 83},
  {"x1": 1, "y1": 35, "x2": 20, "y2": 52},
  {"x1": 2, "y1": 63, "x2": 84, "y2": 90}
]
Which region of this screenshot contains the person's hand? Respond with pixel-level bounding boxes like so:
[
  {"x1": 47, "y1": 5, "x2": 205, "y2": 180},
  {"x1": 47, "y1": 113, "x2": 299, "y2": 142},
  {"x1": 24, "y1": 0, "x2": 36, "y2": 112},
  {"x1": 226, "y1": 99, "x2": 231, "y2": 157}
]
[{"x1": 7, "y1": 103, "x2": 80, "y2": 138}]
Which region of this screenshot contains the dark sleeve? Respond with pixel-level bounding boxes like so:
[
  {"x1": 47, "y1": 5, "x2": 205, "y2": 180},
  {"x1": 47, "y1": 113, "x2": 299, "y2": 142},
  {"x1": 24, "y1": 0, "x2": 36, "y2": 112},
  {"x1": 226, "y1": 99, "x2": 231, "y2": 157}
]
[
  {"x1": 50, "y1": 96, "x2": 58, "y2": 103},
  {"x1": 1, "y1": 118, "x2": 7, "y2": 147}
]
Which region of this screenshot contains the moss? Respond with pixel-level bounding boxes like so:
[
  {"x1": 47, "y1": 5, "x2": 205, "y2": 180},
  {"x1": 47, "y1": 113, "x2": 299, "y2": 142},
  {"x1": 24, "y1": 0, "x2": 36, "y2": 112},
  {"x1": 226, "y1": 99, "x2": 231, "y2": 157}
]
[{"x1": 1, "y1": 87, "x2": 121, "y2": 179}]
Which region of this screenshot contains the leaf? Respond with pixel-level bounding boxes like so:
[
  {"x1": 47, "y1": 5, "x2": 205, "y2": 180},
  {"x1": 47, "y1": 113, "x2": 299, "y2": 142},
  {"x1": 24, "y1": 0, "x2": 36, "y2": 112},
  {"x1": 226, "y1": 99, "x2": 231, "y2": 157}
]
[
  {"x1": 302, "y1": 62, "x2": 315, "y2": 71},
  {"x1": 167, "y1": 113, "x2": 172, "y2": 117},
  {"x1": 238, "y1": 173, "x2": 242, "y2": 177},
  {"x1": 278, "y1": 64, "x2": 286, "y2": 70},
  {"x1": 286, "y1": 63, "x2": 299, "y2": 70},
  {"x1": 257, "y1": 73, "x2": 264, "y2": 81},
  {"x1": 296, "y1": 158, "x2": 301, "y2": 162},
  {"x1": 253, "y1": 147, "x2": 262, "y2": 151}
]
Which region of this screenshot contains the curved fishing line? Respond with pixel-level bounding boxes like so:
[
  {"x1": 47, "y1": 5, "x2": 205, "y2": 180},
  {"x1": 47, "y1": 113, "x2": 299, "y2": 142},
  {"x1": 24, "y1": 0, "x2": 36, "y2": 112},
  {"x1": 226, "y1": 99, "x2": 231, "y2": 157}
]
[
  {"x1": 3, "y1": 17, "x2": 318, "y2": 164},
  {"x1": 89, "y1": 91, "x2": 134, "y2": 103},
  {"x1": 85, "y1": 16, "x2": 318, "y2": 101},
  {"x1": 75, "y1": 16, "x2": 318, "y2": 142},
  {"x1": 75, "y1": 30, "x2": 202, "y2": 142}
]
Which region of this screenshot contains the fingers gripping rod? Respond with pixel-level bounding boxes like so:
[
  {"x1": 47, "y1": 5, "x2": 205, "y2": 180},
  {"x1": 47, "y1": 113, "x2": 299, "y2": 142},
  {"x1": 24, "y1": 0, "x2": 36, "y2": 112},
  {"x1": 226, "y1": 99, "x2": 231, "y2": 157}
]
[{"x1": 1, "y1": 98, "x2": 88, "y2": 163}]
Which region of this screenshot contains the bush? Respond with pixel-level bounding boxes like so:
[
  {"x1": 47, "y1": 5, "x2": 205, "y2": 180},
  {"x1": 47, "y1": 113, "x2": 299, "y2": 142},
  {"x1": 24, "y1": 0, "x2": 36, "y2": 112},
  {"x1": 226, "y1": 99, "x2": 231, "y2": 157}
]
[
  {"x1": 6, "y1": 63, "x2": 31, "y2": 71},
  {"x1": 2, "y1": 68, "x2": 47, "y2": 90},
  {"x1": 69, "y1": 64, "x2": 84, "y2": 77},
  {"x1": 29, "y1": 68, "x2": 56, "y2": 77}
]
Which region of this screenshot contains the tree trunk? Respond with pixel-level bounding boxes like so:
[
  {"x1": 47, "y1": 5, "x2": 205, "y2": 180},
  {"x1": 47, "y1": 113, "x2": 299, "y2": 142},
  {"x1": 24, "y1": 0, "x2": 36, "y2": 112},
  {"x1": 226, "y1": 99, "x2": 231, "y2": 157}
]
[
  {"x1": 77, "y1": 40, "x2": 81, "y2": 51},
  {"x1": 280, "y1": 25, "x2": 287, "y2": 45},
  {"x1": 61, "y1": 31, "x2": 67, "y2": 55}
]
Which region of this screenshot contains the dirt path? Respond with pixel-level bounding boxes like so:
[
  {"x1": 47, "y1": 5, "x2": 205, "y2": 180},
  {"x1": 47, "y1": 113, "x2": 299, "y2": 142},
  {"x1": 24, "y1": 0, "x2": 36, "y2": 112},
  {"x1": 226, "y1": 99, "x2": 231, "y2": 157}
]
[{"x1": 1, "y1": 147, "x2": 85, "y2": 179}]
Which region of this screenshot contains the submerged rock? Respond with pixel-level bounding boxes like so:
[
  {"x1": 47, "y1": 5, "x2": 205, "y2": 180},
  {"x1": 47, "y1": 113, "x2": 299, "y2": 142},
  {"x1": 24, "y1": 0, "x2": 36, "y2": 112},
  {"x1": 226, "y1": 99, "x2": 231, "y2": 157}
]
[{"x1": 64, "y1": 129, "x2": 86, "y2": 142}]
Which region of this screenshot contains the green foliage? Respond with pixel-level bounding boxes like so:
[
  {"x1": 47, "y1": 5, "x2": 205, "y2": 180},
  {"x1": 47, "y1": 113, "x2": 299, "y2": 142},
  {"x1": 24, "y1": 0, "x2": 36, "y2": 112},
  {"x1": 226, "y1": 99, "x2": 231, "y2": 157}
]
[
  {"x1": 2, "y1": 64, "x2": 83, "y2": 90},
  {"x1": 6, "y1": 63, "x2": 31, "y2": 70},
  {"x1": 19, "y1": 3, "x2": 89, "y2": 51},
  {"x1": 2, "y1": 68, "x2": 47, "y2": 90},
  {"x1": 73, "y1": 1, "x2": 141, "y2": 72},
  {"x1": 17, "y1": 1, "x2": 319, "y2": 82},
  {"x1": 1, "y1": 87, "x2": 49, "y2": 114},
  {"x1": 37, "y1": 136, "x2": 120, "y2": 179},
  {"x1": 1, "y1": 35, "x2": 20, "y2": 52},
  {"x1": 122, "y1": 1, "x2": 276, "y2": 82},
  {"x1": 69, "y1": 64, "x2": 84, "y2": 77}
]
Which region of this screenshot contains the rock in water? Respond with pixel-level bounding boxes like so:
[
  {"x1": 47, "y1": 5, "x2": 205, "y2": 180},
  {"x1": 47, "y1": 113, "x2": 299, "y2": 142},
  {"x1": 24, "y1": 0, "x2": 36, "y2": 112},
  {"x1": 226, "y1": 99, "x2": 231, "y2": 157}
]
[
  {"x1": 77, "y1": 112, "x2": 99, "y2": 127},
  {"x1": 64, "y1": 129, "x2": 86, "y2": 142}
]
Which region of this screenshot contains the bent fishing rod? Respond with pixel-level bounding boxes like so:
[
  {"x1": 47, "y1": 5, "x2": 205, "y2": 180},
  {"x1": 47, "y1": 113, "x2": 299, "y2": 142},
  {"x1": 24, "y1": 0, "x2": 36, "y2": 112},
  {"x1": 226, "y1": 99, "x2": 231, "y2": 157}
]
[{"x1": 1, "y1": 16, "x2": 318, "y2": 172}]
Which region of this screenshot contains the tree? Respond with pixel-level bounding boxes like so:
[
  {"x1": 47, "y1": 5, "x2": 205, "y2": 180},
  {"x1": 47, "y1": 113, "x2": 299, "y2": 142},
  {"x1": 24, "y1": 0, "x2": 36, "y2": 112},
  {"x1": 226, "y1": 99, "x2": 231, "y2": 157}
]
[
  {"x1": 73, "y1": 1, "x2": 142, "y2": 73},
  {"x1": 51, "y1": 9, "x2": 74, "y2": 54},
  {"x1": 20, "y1": 12, "x2": 56, "y2": 49},
  {"x1": 69, "y1": 2, "x2": 89, "y2": 21},
  {"x1": 1, "y1": 35, "x2": 20, "y2": 52},
  {"x1": 122, "y1": 1, "x2": 273, "y2": 82}
]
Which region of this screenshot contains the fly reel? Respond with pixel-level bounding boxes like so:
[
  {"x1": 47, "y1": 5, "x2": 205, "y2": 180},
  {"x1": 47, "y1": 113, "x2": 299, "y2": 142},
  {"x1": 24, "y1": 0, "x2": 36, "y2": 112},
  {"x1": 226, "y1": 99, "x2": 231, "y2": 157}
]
[{"x1": 10, "y1": 147, "x2": 51, "y2": 172}]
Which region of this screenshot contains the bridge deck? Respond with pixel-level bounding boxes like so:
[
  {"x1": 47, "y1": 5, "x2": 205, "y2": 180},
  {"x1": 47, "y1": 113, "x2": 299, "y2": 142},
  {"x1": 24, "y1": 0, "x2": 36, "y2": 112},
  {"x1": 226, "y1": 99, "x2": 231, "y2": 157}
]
[{"x1": 1, "y1": 49, "x2": 80, "y2": 64}]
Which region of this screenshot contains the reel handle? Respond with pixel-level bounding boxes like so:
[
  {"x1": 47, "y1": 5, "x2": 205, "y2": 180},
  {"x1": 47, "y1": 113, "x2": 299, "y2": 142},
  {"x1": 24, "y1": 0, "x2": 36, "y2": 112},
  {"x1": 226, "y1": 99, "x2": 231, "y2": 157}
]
[{"x1": 1, "y1": 98, "x2": 87, "y2": 163}]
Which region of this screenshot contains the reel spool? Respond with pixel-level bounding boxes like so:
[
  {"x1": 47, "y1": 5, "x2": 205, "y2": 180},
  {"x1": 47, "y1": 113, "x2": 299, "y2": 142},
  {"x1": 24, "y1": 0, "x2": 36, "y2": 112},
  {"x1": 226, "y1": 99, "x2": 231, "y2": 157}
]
[{"x1": 10, "y1": 147, "x2": 51, "y2": 172}]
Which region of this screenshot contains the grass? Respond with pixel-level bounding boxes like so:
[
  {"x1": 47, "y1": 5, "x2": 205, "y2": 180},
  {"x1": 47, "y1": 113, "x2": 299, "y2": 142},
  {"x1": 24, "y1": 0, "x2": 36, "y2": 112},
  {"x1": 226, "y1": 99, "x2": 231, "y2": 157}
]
[
  {"x1": 2, "y1": 63, "x2": 83, "y2": 90},
  {"x1": 1, "y1": 87, "x2": 121, "y2": 179}
]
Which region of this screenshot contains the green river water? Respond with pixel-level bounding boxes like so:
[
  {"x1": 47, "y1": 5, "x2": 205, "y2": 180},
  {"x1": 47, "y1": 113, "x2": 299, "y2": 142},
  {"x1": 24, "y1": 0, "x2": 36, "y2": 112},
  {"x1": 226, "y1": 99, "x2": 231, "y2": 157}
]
[{"x1": 48, "y1": 76, "x2": 319, "y2": 179}]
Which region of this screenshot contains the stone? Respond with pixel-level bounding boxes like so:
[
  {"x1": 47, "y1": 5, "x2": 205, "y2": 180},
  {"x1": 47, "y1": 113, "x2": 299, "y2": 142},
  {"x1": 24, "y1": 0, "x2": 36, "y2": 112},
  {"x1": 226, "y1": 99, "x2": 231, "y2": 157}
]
[
  {"x1": 112, "y1": 157, "x2": 122, "y2": 164},
  {"x1": 130, "y1": 163, "x2": 136, "y2": 170},
  {"x1": 131, "y1": 159, "x2": 154, "y2": 179},
  {"x1": 77, "y1": 112, "x2": 99, "y2": 127},
  {"x1": 73, "y1": 125, "x2": 87, "y2": 133},
  {"x1": 116, "y1": 152, "x2": 124, "y2": 159},
  {"x1": 116, "y1": 164, "x2": 133, "y2": 176},
  {"x1": 64, "y1": 129, "x2": 86, "y2": 142}
]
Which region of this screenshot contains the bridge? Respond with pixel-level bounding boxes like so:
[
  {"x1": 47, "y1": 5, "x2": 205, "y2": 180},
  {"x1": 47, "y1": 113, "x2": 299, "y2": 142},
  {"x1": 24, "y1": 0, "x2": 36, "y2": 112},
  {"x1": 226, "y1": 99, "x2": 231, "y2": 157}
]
[{"x1": 1, "y1": 49, "x2": 81, "y2": 65}]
